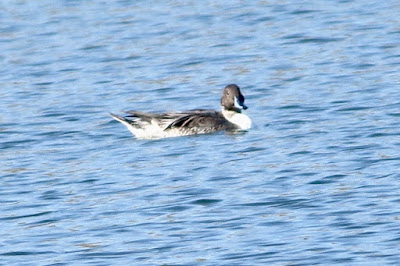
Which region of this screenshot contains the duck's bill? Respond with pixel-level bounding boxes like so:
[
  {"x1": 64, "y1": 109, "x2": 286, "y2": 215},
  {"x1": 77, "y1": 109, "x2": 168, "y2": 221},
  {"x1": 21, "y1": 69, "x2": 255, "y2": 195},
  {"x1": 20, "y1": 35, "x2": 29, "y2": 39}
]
[{"x1": 234, "y1": 96, "x2": 248, "y2": 110}]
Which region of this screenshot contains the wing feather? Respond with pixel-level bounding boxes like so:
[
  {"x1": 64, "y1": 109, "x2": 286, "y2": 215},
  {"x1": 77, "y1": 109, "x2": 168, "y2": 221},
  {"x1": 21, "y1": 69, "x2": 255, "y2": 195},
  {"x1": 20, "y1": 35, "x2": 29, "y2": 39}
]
[{"x1": 165, "y1": 110, "x2": 230, "y2": 131}]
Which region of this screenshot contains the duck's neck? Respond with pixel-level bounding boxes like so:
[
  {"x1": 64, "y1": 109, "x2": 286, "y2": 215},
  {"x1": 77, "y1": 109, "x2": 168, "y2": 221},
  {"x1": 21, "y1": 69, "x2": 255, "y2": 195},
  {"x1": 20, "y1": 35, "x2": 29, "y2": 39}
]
[{"x1": 222, "y1": 108, "x2": 251, "y2": 130}]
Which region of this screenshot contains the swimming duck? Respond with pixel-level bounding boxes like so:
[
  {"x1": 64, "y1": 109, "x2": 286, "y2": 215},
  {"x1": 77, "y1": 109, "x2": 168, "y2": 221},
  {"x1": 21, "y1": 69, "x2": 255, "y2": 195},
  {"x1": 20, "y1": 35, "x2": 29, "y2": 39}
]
[{"x1": 110, "y1": 84, "x2": 251, "y2": 139}]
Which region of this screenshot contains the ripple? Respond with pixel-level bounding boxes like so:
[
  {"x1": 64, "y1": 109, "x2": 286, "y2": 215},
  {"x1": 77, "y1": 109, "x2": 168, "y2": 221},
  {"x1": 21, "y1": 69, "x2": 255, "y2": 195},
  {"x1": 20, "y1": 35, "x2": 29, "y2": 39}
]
[
  {"x1": 309, "y1": 174, "x2": 347, "y2": 185},
  {"x1": 190, "y1": 199, "x2": 222, "y2": 206},
  {"x1": 1, "y1": 211, "x2": 53, "y2": 221},
  {"x1": 1, "y1": 251, "x2": 56, "y2": 256}
]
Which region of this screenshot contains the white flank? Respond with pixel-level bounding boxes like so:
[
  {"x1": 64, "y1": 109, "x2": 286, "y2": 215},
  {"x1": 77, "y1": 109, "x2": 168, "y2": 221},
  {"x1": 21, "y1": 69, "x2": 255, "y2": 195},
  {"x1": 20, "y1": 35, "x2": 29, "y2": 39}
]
[{"x1": 117, "y1": 119, "x2": 191, "y2": 139}]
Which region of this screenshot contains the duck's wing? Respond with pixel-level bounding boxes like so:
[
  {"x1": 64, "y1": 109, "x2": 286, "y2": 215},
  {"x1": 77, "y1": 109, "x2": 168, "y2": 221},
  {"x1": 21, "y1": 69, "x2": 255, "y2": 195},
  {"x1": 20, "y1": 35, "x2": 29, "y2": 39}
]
[
  {"x1": 122, "y1": 109, "x2": 232, "y2": 132},
  {"x1": 164, "y1": 110, "x2": 229, "y2": 131}
]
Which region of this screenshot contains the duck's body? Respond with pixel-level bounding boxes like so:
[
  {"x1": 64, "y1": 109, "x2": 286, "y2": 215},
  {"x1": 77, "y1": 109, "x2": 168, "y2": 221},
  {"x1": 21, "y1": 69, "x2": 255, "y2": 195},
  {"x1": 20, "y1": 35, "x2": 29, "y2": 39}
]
[{"x1": 110, "y1": 84, "x2": 251, "y2": 139}]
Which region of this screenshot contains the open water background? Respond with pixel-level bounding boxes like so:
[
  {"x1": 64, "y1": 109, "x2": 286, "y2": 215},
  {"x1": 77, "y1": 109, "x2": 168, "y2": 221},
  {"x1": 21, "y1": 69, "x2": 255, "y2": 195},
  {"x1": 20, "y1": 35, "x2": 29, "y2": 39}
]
[{"x1": 2, "y1": 1, "x2": 400, "y2": 265}]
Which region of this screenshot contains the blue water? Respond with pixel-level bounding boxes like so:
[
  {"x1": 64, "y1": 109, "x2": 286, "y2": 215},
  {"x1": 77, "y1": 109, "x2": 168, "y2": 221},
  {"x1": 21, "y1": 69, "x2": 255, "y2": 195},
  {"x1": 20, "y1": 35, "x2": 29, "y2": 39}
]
[{"x1": 2, "y1": 1, "x2": 400, "y2": 265}]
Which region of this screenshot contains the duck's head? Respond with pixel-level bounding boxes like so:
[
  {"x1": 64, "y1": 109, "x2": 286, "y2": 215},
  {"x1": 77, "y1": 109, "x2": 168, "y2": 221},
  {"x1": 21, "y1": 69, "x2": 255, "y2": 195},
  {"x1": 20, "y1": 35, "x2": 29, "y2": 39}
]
[{"x1": 221, "y1": 84, "x2": 248, "y2": 112}]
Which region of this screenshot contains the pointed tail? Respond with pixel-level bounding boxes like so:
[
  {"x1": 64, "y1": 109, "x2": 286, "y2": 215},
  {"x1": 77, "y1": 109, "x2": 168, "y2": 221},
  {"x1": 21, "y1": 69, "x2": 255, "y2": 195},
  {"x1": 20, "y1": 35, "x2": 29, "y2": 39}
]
[{"x1": 109, "y1": 113, "x2": 134, "y2": 127}]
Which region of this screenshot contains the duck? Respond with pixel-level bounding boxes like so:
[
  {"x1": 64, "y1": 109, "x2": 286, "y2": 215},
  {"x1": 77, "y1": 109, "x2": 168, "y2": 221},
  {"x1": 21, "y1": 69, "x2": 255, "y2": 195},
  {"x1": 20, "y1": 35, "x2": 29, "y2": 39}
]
[{"x1": 110, "y1": 84, "x2": 251, "y2": 139}]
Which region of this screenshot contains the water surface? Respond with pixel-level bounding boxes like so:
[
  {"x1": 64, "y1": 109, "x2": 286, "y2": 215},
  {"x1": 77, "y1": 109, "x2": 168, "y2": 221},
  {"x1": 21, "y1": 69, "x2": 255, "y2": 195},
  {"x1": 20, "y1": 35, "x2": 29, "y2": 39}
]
[{"x1": 2, "y1": 1, "x2": 400, "y2": 265}]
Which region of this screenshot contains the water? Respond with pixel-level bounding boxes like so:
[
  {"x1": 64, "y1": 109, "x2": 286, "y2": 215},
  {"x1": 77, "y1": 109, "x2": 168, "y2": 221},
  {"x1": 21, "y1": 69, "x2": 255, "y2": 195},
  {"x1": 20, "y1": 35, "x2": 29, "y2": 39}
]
[{"x1": 1, "y1": 0, "x2": 400, "y2": 265}]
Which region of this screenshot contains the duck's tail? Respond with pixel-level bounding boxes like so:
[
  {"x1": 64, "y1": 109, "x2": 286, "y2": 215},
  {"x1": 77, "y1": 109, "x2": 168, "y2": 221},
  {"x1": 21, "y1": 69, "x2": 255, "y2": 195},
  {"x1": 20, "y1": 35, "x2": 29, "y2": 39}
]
[
  {"x1": 109, "y1": 113, "x2": 135, "y2": 127},
  {"x1": 110, "y1": 112, "x2": 170, "y2": 139}
]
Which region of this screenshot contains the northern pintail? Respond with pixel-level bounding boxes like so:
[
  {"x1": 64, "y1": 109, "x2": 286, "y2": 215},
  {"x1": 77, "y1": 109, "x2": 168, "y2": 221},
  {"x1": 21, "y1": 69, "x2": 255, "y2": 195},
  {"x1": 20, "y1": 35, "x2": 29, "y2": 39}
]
[{"x1": 110, "y1": 84, "x2": 251, "y2": 139}]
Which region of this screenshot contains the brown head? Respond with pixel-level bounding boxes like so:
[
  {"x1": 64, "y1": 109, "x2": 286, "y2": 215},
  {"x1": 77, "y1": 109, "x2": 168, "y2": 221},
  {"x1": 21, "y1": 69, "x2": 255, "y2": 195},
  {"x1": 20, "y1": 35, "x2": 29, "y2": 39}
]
[{"x1": 221, "y1": 84, "x2": 248, "y2": 112}]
